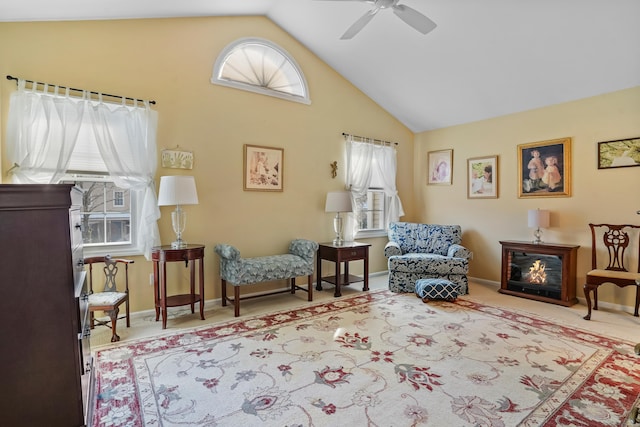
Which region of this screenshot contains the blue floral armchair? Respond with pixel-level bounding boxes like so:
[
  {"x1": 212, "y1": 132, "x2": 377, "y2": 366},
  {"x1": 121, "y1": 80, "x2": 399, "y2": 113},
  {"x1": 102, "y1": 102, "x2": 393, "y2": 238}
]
[{"x1": 384, "y1": 222, "x2": 471, "y2": 294}]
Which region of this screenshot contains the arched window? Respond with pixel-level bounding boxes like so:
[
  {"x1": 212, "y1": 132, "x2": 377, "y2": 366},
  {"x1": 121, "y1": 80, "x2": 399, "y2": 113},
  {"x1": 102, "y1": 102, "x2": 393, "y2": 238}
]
[{"x1": 211, "y1": 38, "x2": 310, "y2": 105}]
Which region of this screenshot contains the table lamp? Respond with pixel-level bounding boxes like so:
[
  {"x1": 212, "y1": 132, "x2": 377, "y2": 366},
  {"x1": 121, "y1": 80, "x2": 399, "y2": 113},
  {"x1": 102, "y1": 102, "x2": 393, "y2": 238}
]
[
  {"x1": 157, "y1": 176, "x2": 199, "y2": 248},
  {"x1": 325, "y1": 191, "x2": 353, "y2": 246},
  {"x1": 528, "y1": 208, "x2": 550, "y2": 244}
]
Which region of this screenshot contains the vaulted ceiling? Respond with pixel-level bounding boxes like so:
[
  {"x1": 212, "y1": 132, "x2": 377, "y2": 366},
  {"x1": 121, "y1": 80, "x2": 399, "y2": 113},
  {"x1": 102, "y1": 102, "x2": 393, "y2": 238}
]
[{"x1": 2, "y1": 0, "x2": 639, "y2": 132}]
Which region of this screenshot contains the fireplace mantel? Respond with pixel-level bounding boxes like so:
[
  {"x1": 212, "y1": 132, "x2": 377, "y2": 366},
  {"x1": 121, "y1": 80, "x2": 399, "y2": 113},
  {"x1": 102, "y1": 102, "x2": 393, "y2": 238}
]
[{"x1": 499, "y1": 240, "x2": 580, "y2": 306}]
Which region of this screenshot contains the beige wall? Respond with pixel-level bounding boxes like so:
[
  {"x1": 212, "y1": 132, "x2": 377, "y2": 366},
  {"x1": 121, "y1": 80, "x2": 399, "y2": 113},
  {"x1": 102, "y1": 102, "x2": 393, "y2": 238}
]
[
  {"x1": 0, "y1": 17, "x2": 415, "y2": 312},
  {"x1": 415, "y1": 86, "x2": 640, "y2": 308}
]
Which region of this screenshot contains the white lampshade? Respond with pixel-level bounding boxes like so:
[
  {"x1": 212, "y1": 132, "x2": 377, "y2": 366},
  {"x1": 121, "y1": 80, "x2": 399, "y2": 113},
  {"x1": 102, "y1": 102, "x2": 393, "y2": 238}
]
[
  {"x1": 158, "y1": 176, "x2": 199, "y2": 206},
  {"x1": 325, "y1": 191, "x2": 353, "y2": 213},
  {"x1": 528, "y1": 209, "x2": 550, "y2": 228}
]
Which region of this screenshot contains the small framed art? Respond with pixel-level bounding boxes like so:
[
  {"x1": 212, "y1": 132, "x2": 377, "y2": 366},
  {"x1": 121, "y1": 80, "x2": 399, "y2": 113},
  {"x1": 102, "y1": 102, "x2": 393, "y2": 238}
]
[
  {"x1": 597, "y1": 137, "x2": 640, "y2": 169},
  {"x1": 467, "y1": 155, "x2": 498, "y2": 199},
  {"x1": 517, "y1": 137, "x2": 571, "y2": 198},
  {"x1": 427, "y1": 149, "x2": 453, "y2": 185},
  {"x1": 161, "y1": 147, "x2": 193, "y2": 169},
  {"x1": 243, "y1": 144, "x2": 284, "y2": 191}
]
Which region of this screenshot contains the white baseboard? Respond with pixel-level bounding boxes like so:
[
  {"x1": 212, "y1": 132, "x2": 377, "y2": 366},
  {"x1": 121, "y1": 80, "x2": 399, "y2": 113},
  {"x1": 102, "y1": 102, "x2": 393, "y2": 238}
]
[{"x1": 123, "y1": 272, "x2": 637, "y2": 322}]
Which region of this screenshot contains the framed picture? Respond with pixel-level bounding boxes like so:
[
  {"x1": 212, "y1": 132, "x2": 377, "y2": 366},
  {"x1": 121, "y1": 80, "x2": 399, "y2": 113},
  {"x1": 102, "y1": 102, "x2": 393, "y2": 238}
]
[
  {"x1": 427, "y1": 149, "x2": 453, "y2": 185},
  {"x1": 517, "y1": 137, "x2": 571, "y2": 198},
  {"x1": 243, "y1": 144, "x2": 284, "y2": 191},
  {"x1": 467, "y1": 155, "x2": 498, "y2": 199},
  {"x1": 597, "y1": 137, "x2": 640, "y2": 169},
  {"x1": 161, "y1": 148, "x2": 193, "y2": 169}
]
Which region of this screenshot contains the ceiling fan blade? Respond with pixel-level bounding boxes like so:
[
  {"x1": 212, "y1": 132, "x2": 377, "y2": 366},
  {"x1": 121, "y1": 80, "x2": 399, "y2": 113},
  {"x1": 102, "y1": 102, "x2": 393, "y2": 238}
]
[
  {"x1": 340, "y1": 9, "x2": 378, "y2": 40},
  {"x1": 392, "y1": 4, "x2": 437, "y2": 35},
  {"x1": 314, "y1": 0, "x2": 373, "y2": 3}
]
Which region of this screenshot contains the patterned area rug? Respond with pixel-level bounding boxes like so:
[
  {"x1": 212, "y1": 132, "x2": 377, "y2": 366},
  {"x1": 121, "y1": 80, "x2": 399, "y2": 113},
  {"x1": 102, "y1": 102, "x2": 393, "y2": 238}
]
[{"x1": 91, "y1": 290, "x2": 640, "y2": 426}]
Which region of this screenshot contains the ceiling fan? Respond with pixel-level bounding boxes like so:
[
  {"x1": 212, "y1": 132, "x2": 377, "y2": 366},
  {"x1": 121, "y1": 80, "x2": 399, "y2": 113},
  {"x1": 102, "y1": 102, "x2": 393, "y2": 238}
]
[{"x1": 318, "y1": 0, "x2": 437, "y2": 40}]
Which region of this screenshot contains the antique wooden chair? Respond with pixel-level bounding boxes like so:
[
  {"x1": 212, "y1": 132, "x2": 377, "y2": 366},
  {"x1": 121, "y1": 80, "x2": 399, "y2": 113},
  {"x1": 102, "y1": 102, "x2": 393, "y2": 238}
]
[
  {"x1": 583, "y1": 223, "x2": 640, "y2": 321},
  {"x1": 85, "y1": 255, "x2": 134, "y2": 342}
]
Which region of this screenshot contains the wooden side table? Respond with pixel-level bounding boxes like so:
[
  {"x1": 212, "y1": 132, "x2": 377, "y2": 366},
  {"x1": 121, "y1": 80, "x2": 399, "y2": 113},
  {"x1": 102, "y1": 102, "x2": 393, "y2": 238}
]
[
  {"x1": 152, "y1": 244, "x2": 205, "y2": 329},
  {"x1": 316, "y1": 241, "x2": 371, "y2": 297}
]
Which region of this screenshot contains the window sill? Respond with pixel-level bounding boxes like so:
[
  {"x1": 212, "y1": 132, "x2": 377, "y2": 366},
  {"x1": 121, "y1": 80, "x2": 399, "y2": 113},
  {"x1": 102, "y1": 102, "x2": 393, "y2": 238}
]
[
  {"x1": 355, "y1": 229, "x2": 388, "y2": 239},
  {"x1": 84, "y1": 246, "x2": 142, "y2": 258}
]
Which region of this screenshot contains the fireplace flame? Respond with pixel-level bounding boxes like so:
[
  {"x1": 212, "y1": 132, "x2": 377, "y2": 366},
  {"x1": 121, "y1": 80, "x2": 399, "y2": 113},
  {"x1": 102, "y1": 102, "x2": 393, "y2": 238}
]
[{"x1": 528, "y1": 260, "x2": 547, "y2": 284}]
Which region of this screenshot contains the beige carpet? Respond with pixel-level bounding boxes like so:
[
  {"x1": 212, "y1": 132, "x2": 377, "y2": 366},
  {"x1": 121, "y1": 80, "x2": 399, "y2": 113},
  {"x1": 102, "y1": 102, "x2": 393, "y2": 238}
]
[{"x1": 90, "y1": 286, "x2": 640, "y2": 426}]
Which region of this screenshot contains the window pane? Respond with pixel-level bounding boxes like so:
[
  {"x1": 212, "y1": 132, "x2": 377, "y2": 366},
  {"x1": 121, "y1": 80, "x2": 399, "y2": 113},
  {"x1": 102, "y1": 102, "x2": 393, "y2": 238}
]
[
  {"x1": 356, "y1": 189, "x2": 385, "y2": 231},
  {"x1": 212, "y1": 38, "x2": 310, "y2": 104},
  {"x1": 113, "y1": 191, "x2": 124, "y2": 207},
  {"x1": 66, "y1": 180, "x2": 132, "y2": 246},
  {"x1": 84, "y1": 214, "x2": 104, "y2": 244},
  {"x1": 106, "y1": 216, "x2": 130, "y2": 243}
]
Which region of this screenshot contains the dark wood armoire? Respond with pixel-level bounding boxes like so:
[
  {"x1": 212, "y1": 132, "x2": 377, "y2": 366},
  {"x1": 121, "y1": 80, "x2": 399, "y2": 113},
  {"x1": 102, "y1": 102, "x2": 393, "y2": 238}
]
[{"x1": 0, "y1": 184, "x2": 92, "y2": 426}]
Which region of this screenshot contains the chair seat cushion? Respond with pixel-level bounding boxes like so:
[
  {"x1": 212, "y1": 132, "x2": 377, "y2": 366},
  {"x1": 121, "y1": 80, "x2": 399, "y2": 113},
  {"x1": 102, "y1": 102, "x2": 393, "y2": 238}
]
[
  {"x1": 415, "y1": 278, "x2": 458, "y2": 300},
  {"x1": 88, "y1": 292, "x2": 127, "y2": 307},
  {"x1": 587, "y1": 269, "x2": 640, "y2": 282},
  {"x1": 388, "y1": 253, "x2": 468, "y2": 275}
]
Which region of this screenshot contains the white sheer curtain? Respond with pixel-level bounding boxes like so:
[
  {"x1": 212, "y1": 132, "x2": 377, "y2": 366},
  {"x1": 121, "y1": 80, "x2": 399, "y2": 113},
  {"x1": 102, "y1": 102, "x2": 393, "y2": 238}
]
[
  {"x1": 88, "y1": 96, "x2": 161, "y2": 259},
  {"x1": 375, "y1": 143, "x2": 405, "y2": 225},
  {"x1": 6, "y1": 79, "x2": 161, "y2": 259},
  {"x1": 6, "y1": 80, "x2": 85, "y2": 184},
  {"x1": 345, "y1": 136, "x2": 404, "y2": 239}
]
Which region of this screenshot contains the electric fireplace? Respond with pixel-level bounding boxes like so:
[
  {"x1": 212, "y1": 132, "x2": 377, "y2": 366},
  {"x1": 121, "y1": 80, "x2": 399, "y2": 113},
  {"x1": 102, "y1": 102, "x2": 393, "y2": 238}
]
[{"x1": 499, "y1": 240, "x2": 579, "y2": 306}]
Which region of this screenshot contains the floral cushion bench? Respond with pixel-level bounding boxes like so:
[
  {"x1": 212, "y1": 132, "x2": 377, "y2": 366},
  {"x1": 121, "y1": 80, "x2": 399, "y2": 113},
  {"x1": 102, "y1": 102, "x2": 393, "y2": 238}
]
[{"x1": 214, "y1": 239, "x2": 319, "y2": 317}]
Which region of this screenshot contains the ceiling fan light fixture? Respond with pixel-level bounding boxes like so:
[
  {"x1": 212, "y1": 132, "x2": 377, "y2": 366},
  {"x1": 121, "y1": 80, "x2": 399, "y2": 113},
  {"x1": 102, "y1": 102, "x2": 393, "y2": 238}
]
[{"x1": 323, "y1": 0, "x2": 437, "y2": 39}]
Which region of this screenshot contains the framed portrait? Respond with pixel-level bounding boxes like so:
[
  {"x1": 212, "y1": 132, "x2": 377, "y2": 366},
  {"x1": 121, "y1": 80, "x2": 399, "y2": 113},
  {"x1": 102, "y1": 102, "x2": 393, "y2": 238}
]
[
  {"x1": 467, "y1": 155, "x2": 498, "y2": 199},
  {"x1": 161, "y1": 148, "x2": 193, "y2": 169},
  {"x1": 597, "y1": 137, "x2": 640, "y2": 169},
  {"x1": 517, "y1": 137, "x2": 571, "y2": 198},
  {"x1": 427, "y1": 149, "x2": 453, "y2": 185},
  {"x1": 243, "y1": 144, "x2": 284, "y2": 192}
]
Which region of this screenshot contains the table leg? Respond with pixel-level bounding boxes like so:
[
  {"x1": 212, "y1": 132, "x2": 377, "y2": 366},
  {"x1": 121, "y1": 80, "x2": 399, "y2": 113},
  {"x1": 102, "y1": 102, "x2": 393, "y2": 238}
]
[
  {"x1": 335, "y1": 258, "x2": 342, "y2": 297},
  {"x1": 153, "y1": 261, "x2": 160, "y2": 321},
  {"x1": 199, "y1": 258, "x2": 205, "y2": 320},
  {"x1": 316, "y1": 253, "x2": 323, "y2": 291},
  {"x1": 344, "y1": 261, "x2": 350, "y2": 286},
  {"x1": 161, "y1": 261, "x2": 168, "y2": 329},
  {"x1": 363, "y1": 248, "x2": 369, "y2": 291},
  {"x1": 189, "y1": 259, "x2": 195, "y2": 314}
]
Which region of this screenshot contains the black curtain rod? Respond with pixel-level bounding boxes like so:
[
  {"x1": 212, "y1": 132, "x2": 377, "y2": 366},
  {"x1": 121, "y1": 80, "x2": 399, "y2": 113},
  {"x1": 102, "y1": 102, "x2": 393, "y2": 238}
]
[
  {"x1": 6, "y1": 75, "x2": 156, "y2": 105},
  {"x1": 342, "y1": 132, "x2": 398, "y2": 146}
]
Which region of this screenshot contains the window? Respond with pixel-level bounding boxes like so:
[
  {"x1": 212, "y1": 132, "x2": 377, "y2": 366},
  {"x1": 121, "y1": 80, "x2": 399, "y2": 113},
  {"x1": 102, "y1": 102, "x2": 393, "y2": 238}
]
[
  {"x1": 345, "y1": 137, "x2": 404, "y2": 239},
  {"x1": 113, "y1": 190, "x2": 124, "y2": 207},
  {"x1": 6, "y1": 80, "x2": 159, "y2": 259},
  {"x1": 62, "y1": 178, "x2": 133, "y2": 247},
  {"x1": 357, "y1": 189, "x2": 386, "y2": 233},
  {"x1": 59, "y1": 114, "x2": 138, "y2": 256},
  {"x1": 211, "y1": 38, "x2": 310, "y2": 105}
]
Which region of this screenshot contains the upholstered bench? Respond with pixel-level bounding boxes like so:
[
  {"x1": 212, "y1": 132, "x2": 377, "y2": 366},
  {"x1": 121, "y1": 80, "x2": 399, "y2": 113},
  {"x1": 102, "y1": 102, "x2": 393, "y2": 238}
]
[
  {"x1": 214, "y1": 239, "x2": 319, "y2": 317},
  {"x1": 415, "y1": 278, "x2": 459, "y2": 303}
]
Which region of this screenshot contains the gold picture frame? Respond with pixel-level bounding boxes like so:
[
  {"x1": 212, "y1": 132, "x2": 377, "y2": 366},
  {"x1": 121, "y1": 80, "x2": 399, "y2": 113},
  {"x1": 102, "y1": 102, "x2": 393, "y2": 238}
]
[
  {"x1": 517, "y1": 137, "x2": 571, "y2": 198},
  {"x1": 427, "y1": 149, "x2": 453, "y2": 185},
  {"x1": 467, "y1": 155, "x2": 498, "y2": 199},
  {"x1": 243, "y1": 144, "x2": 284, "y2": 192}
]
